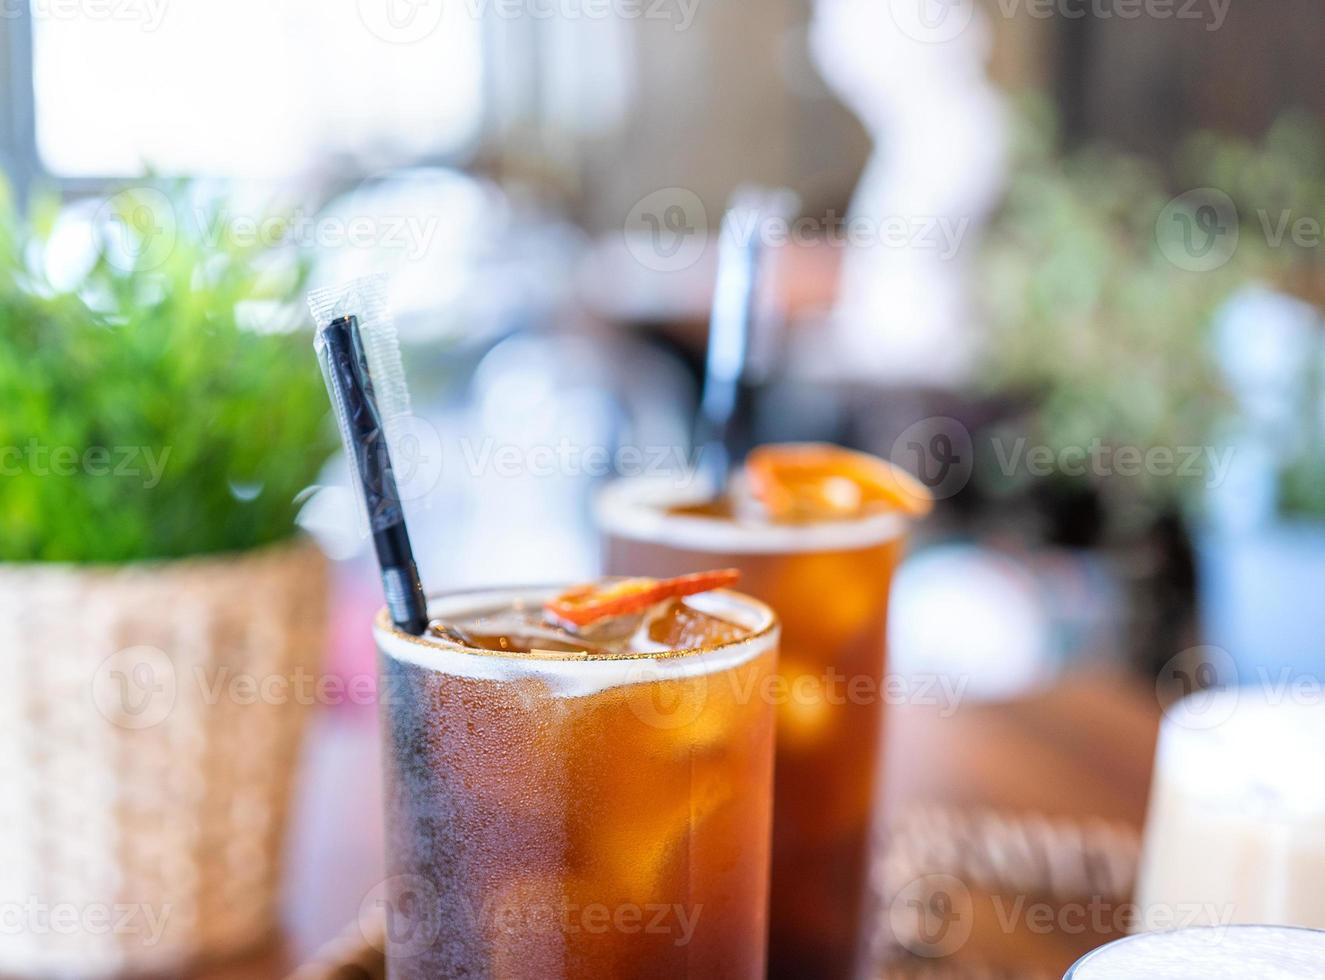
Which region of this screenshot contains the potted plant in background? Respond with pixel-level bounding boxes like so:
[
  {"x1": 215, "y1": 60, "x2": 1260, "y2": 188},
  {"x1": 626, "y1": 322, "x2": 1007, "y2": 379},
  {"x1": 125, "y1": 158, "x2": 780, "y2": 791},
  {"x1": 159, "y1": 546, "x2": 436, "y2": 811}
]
[
  {"x1": 0, "y1": 182, "x2": 335, "y2": 977},
  {"x1": 1177, "y1": 114, "x2": 1325, "y2": 685},
  {"x1": 972, "y1": 100, "x2": 1268, "y2": 675}
]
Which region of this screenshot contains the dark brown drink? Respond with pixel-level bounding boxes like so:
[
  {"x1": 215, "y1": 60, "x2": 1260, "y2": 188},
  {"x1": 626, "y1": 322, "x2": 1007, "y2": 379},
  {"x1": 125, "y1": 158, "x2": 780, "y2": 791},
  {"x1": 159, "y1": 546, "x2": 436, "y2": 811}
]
[
  {"x1": 598, "y1": 446, "x2": 928, "y2": 979},
  {"x1": 374, "y1": 584, "x2": 779, "y2": 979}
]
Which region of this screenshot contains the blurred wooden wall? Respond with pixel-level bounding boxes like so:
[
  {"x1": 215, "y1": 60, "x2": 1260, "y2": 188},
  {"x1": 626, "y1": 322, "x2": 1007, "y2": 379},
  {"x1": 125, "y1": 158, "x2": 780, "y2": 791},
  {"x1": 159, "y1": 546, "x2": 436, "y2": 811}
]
[
  {"x1": 1063, "y1": 0, "x2": 1325, "y2": 154},
  {"x1": 575, "y1": 0, "x2": 871, "y2": 233},
  {"x1": 569, "y1": 0, "x2": 1323, "y2": 234}
]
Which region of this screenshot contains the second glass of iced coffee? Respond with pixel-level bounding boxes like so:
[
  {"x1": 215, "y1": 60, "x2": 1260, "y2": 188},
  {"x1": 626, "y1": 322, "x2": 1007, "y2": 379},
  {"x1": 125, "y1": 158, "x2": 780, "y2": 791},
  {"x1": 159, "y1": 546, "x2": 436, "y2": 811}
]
[{"x1": 599, "y1": 444, "x2": 932, "y2": 979}]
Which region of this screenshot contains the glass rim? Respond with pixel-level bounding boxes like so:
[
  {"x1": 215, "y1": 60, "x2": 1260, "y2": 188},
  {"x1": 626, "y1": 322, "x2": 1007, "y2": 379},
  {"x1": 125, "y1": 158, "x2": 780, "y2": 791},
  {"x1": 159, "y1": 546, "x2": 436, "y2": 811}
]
[
  {"x1": 374, "y1": 582, "x2": 779, "y2": 664},
  {"x1": 1065, "y1": 925, "x2": 1325, "y2": 977},
  {"x1": 595, "y1": 474, "x2": 914, "y2": 554}
]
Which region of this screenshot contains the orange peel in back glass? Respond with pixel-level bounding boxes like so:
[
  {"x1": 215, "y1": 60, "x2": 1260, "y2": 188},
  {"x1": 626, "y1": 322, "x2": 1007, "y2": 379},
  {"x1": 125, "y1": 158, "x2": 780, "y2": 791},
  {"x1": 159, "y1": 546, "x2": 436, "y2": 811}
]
[
  {"x1": 544, "y1": 569, "x2": 741, "y2": 627},
  {"x1": 745, "y1": 443, "x2": 933, "y2": 521},
  {"x1": 596, "y1": 442, "x2": 932, "y2": 980}
]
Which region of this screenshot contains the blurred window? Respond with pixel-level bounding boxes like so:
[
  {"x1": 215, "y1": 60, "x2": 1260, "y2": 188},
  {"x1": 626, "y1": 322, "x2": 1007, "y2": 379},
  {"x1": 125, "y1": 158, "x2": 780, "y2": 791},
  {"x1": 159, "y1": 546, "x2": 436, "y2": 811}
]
[{"x1": 20, "y1": 0, "x2": 482, "y2": 178}]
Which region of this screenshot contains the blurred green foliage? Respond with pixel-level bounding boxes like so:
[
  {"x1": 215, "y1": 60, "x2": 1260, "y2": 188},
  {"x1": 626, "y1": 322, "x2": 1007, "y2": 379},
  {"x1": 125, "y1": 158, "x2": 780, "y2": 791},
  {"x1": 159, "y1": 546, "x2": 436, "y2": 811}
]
[
  {"x1": 1179, "y1": 110, "x2": 1325, "y2": 291},
  {"x1": 976, "y1": 98, "x2": 1276, "y2": 524},
  {"x1": 1179, "y1": 111, "x2": 1325, "y2": 519},
  {"x1": 0, "y1": 182, "x2": 334, "y2": 563},
  {"x1": 1276, "y1": 348, "x2": 1325, "y2": 519}
]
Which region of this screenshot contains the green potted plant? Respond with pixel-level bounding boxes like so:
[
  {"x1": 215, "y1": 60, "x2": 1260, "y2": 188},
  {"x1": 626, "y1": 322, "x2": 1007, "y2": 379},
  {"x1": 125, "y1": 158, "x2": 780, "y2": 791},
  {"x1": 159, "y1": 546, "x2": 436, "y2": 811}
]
[
  {"x1": 972, "y1": 99, "x2": 1267, "y2": 671},
  {"x1": 1176, "y1": 113, "x2": 1325, "y2": 683},
  {"x1": 0, "y1": 182, "x2": 335, "y2": 977}
]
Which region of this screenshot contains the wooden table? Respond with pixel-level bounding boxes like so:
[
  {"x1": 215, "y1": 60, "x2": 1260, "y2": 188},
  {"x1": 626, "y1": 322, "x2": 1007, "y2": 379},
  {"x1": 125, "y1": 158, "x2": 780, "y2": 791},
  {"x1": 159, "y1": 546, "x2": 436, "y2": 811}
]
[
  {"x1": 879, "y1": 673, "x2": 1160, "y2": 978},
  {"x1": 195, "y1": 672, "x2": 1161, "y2": 979}
]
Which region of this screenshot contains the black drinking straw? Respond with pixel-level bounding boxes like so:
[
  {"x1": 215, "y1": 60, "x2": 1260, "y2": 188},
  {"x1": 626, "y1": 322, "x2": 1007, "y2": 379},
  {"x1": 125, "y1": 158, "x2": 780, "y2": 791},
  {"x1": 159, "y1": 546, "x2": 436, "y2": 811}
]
[
  {"x1": 321, "y1": 314, "x2": 429, "y2": 635},
  {"x1": 696, "y1": 206, "x2": 759, "y2": 489},
  {"x1": 696, "y1": 189, "x2": 793, "y2": 489}
]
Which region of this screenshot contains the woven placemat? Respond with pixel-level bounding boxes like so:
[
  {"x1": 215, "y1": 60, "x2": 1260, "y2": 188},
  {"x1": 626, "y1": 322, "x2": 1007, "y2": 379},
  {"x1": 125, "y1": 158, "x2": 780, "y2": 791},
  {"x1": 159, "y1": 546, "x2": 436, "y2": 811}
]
[
  {"x1": 871, "y1": 805, "x2": 1140, "y2": 978},
  {"x1": 880, "y1": 805, "x2": 1140, "y2": 905},
  {"x1": 287, "y1": 807, "x2": 1141, "y2": 979}
]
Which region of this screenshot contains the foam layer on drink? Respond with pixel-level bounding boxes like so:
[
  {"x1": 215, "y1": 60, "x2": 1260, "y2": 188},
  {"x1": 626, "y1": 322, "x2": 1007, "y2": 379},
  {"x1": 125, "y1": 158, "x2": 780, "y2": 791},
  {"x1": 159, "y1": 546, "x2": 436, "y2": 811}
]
[
  {"x1": 595, "y1": 475, "x2": 909, "y2": 555},
  {"x1": 1066, "y1": 926, "x2": 1325, "y2": 978},
  {"x1": 1157, "y1": 687, "x2": 1325, "y2": 819},
  {"x1": 375, "y1": 586, "x2": 778, "y2": 698}
]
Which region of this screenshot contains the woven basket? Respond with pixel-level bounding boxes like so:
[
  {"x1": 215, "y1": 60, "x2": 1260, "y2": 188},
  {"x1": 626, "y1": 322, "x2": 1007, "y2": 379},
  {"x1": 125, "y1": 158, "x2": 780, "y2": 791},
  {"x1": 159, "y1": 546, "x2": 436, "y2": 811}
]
[{"x1": 0, "y1": 539, "x2": 328, "y2": 979}]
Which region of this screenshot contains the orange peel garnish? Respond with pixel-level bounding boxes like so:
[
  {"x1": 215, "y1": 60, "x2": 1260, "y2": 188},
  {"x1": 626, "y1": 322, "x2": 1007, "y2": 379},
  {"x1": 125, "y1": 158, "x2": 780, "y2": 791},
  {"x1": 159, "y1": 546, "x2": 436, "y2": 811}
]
[
  {"x1": 545, "y1": 570, "x2": 741, "y2": 628},
  {"x1": 745, "y1": 443, "x2": 933, "y2": 521}
]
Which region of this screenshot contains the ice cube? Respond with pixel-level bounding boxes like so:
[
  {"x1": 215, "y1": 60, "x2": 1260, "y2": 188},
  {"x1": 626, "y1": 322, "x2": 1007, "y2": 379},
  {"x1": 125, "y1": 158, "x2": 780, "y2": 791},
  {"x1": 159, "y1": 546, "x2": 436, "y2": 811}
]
[{"x1": 646, "y1": 599, "x2": 747, "y2": 649}]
